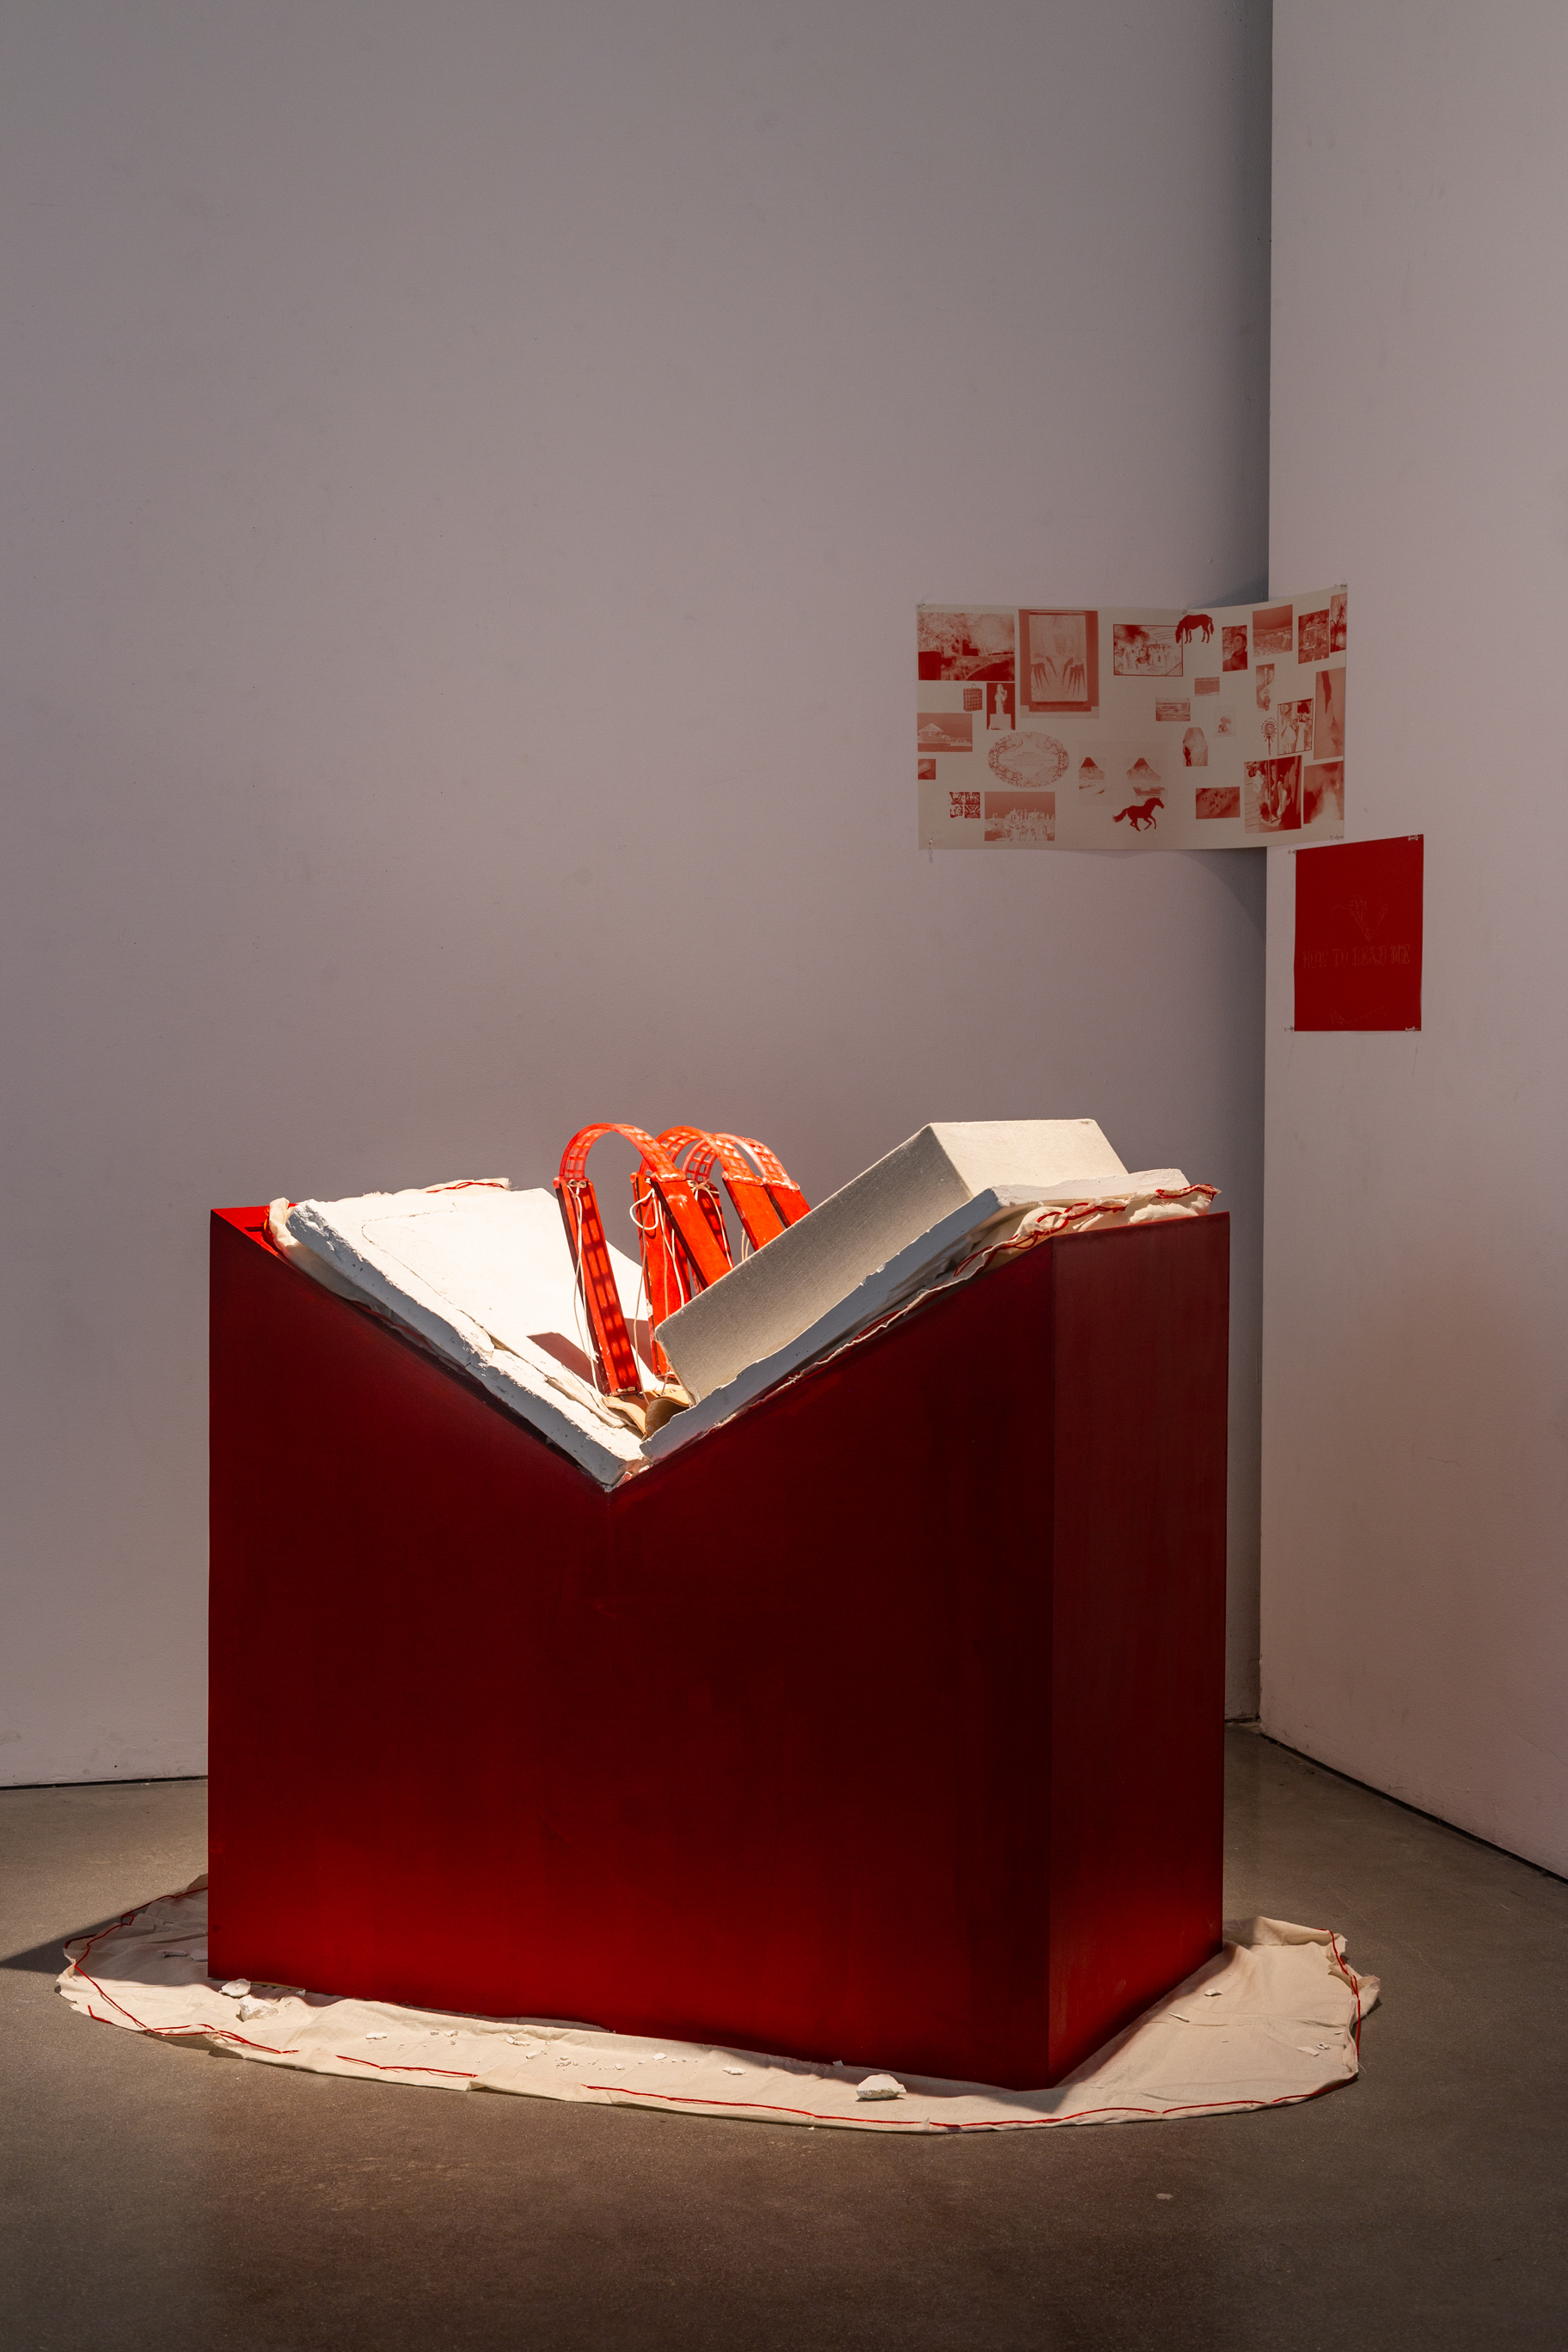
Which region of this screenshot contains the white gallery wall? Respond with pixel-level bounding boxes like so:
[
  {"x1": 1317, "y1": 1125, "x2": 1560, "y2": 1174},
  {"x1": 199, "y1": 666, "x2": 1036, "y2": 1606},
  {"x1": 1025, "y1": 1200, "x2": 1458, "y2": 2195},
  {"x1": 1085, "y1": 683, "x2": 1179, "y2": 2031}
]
[
  {"x1": 1, "y1": 1, "x2": 1272, "y2": 1785},
  {"x1": 1265, "y1": 3, "x2": 1568, "y2": 1871}
]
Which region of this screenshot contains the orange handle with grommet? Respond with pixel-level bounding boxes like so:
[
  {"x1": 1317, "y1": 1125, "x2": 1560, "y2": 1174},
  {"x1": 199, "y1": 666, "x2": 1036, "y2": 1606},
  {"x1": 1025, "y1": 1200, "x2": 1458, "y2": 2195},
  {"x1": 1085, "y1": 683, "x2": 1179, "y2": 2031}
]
[{"x1": 555, "y1": 1123, "x2": 810, "y2": 1398}]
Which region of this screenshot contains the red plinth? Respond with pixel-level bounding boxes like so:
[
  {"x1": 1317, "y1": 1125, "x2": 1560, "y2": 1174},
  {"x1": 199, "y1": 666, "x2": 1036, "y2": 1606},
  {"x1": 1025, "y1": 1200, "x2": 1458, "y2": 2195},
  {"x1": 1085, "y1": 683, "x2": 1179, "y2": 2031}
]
[{"x1": 210, "y1": 1204, "x2": 1228, "y2": 2089}]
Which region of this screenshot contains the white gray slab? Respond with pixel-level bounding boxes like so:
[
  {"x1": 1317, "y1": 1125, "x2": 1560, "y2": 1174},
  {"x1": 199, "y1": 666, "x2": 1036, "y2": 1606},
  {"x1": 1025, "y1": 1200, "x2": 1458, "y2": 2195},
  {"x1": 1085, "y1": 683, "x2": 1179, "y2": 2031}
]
[
  {"x1": 658, "y1": 1119, "x2": 1129, "y2": 1403},
  {"x1": 644, "y1": 1169, "x2": 1190, "y2": 1467}
]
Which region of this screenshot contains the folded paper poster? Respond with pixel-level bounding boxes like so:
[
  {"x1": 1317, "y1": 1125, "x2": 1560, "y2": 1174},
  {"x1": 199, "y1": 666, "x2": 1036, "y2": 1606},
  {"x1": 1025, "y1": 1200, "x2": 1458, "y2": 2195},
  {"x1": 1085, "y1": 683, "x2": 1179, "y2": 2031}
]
[{"x1": 917, "y1": 591, "x2": 1346, "y2": 851}]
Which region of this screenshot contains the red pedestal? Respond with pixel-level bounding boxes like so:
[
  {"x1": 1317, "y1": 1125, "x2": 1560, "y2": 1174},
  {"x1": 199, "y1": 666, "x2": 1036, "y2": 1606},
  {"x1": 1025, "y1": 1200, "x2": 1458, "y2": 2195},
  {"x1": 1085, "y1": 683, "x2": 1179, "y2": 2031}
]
[{"x1": 210, "y1": 1204, "x2": 1228, "y2": 2089}]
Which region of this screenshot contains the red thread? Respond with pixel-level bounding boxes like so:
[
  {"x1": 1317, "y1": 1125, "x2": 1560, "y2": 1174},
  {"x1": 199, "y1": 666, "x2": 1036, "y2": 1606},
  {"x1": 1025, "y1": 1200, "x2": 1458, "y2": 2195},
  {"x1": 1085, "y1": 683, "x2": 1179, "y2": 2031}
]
[
  {"x1": 334, "y1": 2055, "x2": 478, "y2": 2079},
  {"x1": 81, "y1": 2000, "x2": 301, "y2": 2055},
  {"x1": 64, "y1": 1898, "x2": 299, "y2": 2057},
  {"x1": 579, "y1": 2079, "x2": 1346, "y2": 2131},
  {"x1": 580, "y1": 2084, "x2": 931, "y2": 2127},
  {"x1": 68, "y1": 1883, "x2": 1366, "y2": 2126},
  {"x1": 1327, "y1": 1931, "x2": 1365, "y2": 2054}
]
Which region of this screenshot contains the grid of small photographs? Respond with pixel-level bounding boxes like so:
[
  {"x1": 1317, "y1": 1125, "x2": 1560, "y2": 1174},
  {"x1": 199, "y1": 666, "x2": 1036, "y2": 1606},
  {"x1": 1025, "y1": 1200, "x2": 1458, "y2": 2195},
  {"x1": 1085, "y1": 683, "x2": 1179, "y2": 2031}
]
[{"x1": 916, "y1": 592, "x2": 1347, "y2": 851}]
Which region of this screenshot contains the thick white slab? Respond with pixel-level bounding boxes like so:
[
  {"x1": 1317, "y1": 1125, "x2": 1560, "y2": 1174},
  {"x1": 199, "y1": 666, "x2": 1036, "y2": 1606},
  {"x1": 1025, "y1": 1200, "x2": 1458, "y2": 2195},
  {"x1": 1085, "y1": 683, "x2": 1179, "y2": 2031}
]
[
  {"x1": 658, "y1": 1119, "x2": 1129, "y2": 1403},
  {"x1": 283, "y1": 1184, "x2": 655, "y2": 1486},
  {"x1": 646, "y1": 1167, "x2": 1190, "y2": 1466}
]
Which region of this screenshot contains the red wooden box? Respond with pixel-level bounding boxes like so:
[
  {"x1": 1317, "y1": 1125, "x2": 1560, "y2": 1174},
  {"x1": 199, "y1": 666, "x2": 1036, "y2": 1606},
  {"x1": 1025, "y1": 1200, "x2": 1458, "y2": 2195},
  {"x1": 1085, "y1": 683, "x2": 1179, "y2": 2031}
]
[{"x1": 209, "y1": 1204, "x2": 1228, "y2": 2089}]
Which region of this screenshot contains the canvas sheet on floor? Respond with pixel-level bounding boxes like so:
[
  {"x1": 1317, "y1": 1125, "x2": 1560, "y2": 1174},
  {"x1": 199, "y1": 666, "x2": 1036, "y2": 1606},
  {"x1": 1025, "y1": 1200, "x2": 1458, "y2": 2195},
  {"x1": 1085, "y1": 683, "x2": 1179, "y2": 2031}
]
[
  {"x1": 58, "y1": 1887, "x2": 1377, "y2": 2135},
  {"x1": 917, "y1": 591, "x2": 1346, "y2": 851}
]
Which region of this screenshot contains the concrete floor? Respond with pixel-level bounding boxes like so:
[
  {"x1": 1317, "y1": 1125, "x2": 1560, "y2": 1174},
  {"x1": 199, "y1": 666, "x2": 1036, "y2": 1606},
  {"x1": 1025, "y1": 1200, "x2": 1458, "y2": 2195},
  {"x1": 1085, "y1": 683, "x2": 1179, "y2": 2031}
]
[{"x1": 3, "y1": 1730, "x2": 1565, "y2": 2352}]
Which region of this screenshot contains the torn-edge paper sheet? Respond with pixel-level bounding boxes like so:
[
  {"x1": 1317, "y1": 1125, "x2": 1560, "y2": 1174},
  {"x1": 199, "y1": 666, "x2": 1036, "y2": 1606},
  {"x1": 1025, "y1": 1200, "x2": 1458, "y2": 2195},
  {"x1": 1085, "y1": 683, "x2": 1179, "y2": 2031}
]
[
  {"x1": 919, "y1": 591, "x2": 1346, "y2": 852},
  {"x1": 266, "y1": 1165, "x2": 1214, "y2": 1483},
  {"x1": 646, "y1": 1177, "x2": 1214, "y2": 1467},
  {"x1": 277, "y1": 1183, "x2": 654, "y2": 1488},
  {"x1": 58, "y1": 1883, "x2": 1376, "y2": 2135},
  {"x1": 659, "y1": 1118, "x2": 1132, "y2": 1402}
]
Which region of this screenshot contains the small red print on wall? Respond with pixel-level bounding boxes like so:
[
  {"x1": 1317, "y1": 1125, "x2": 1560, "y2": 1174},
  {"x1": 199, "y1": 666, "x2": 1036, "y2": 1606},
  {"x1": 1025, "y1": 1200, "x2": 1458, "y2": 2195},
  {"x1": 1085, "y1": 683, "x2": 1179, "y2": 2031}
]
[{"x1": 1294, "y1": 836, "x2": 1423, "y2": 1031}]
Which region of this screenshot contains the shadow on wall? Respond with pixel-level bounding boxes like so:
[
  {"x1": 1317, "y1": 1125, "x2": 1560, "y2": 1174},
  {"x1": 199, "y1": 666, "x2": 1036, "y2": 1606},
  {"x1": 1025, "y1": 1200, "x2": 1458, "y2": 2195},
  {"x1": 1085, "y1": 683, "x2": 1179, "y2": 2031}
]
[
  {"x1": 1269, "y1": 1247, "x2": 1556, "y2": 1751},
  {"x1": 1179, "y1": 846, "x2": 1268, "y2": 934}
]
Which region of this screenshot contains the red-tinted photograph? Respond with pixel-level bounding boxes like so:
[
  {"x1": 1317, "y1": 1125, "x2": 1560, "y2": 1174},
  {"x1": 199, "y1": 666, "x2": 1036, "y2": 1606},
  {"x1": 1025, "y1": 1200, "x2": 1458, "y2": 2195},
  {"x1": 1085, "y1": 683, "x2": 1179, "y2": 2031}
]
[
  {"x1": 987, "y1": 732, "x2": 1069, "y2": 788},
  {"x1": 1245, "y1": 756, "x2": 1302, "y2": 833},
  {"x1": 916, "y1": 609, "x2": 1015, "y2": 683},
  {"x1": 1155, "y1": 698, "x2": 1191, "y2": 722},
  {"x1": 1329, "y1": 590, "x2": 1347, "y2": 652},
  {"x1": 1182, "y1": 726, "x2": 1209, "y2": 767},
  {"x1": 986, "y1": 681, "x2": 1016, "y2": 730},
  {"x1": 1277, "y1": 697, "x2": 1314, "y2": 755},
  {"x1": 1020, "y1": 610, "x2": 1099, "y2": 712},
  {"x1": 1298, "y1": 607, "x2": 1331, "y2": 664},
  {"x1": 1302, "y1": 760, "x2": 1344, "y2": 824},
  {"x1": 1314, "y1": 666, "x2": 1345, "y2": 760},
  {"x1": 918, "y1": 758, "x2": 937, "y2": 781},
  {"x1": 1196, "y1": 786, "x2": 1241, "y2": 819},
  {"x1": 1222, "y1": 624, "x2": 1249, "y2": 671},
  {"x1": 1253, "y1": 603, "x2": 1294, "y2": 656},
  {"x1": 1194, "y1": 674, "x2": 1221, "y2": 695},
  {"x1": 1113, "y1": 622, "x2": 1183, "y2": 677},
  {"x1": 917, "y1": 712, "x2": 974, "y2": 754},
  {"x1": 983, "y1": 791, "x2": 1056, "y2": 843}
]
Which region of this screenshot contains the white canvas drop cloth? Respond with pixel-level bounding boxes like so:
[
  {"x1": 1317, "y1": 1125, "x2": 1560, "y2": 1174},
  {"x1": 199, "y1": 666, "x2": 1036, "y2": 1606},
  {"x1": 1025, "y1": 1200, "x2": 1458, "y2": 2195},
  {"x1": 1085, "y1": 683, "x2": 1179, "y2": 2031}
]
[{"x1": 59, "y1": 1884, "x2": 1377, "y2": 2135}]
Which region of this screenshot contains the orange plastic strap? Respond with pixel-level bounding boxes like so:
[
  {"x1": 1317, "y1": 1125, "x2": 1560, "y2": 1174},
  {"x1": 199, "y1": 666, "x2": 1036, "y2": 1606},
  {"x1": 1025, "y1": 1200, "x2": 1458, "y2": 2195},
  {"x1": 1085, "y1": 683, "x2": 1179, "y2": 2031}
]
[
  {"x1": 683, "y1": 1132, "x2": 811, "y2": 1244},
  {"x1": 554, "y1": 1126, "x2": 649, "y2": 1395},
  {"x1": 556, "y1": 1124, "x2": 738, "y2": 1396},
  {"x1": 654, "y1": 1129, "x2": 734, "y2": 1271}
]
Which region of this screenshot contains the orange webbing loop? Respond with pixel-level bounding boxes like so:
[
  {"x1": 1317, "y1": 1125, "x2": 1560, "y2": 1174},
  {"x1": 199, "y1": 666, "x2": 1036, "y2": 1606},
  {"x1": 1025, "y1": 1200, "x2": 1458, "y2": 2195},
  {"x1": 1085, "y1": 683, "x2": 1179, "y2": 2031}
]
[
  {"x1": 675, "y1": 1133, "x2": 784, "y2": 1251},
  {"x1": 555, "y1": 1124, "x2": 738, "y2": 1395},
  {"x1": 555, "y1": 1124, "x2": 812, "y2": 1400},
  {"x1": 682, "y1": 1133, "x2": 812, "y2": 1244},
  {"x1": 554, "y1": 1124, "x2": 655, "y2": 1395},
  {"x1": 631, "y1": 1128, "x2": 726, "y2": 1372},
  {"x1": 653, "y1": 1129, "x2": 734, "y2": 1271}
]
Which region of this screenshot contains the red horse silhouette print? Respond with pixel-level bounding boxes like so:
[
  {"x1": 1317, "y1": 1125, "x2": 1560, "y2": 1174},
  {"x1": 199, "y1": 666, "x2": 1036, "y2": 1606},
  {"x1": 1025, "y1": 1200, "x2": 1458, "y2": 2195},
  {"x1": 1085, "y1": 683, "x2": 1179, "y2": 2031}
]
[
  {"x1": 1114, "y1": 797, "x2": 1164, "y2": 831},
  {"x1": 1175, "y1": 613, "x2": 1214, "y2": 646}
]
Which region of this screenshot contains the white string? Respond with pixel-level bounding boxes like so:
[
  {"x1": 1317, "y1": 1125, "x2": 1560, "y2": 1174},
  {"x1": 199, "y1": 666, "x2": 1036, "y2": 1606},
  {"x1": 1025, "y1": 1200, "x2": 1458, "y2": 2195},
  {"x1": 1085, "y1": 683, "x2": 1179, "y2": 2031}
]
[{"x1": 627, "y1": 1177, "x2": 662, "y2": 1382}]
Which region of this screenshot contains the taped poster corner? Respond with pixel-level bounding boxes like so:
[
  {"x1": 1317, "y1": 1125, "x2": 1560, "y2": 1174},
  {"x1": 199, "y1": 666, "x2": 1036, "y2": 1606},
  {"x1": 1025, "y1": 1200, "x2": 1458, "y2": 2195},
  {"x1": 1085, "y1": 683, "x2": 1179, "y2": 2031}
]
[{"x1": 916, "y1": 591, "x2": 1345, "y2": 854}]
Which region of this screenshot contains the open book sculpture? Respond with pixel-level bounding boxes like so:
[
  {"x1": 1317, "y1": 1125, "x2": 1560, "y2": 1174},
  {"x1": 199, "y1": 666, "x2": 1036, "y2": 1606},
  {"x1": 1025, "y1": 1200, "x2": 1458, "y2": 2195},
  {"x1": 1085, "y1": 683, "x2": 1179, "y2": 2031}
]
[{"x1": 211, "y1": 1118, "x2": 1228, "y2": 2090}]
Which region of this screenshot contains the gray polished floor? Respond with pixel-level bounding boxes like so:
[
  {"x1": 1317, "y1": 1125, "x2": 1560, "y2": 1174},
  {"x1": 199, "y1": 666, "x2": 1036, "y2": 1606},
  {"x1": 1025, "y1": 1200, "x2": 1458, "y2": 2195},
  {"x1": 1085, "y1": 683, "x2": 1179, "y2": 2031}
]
[{"x1": 4, "y1": 1729, "x2": 1565, "y2": 2351}]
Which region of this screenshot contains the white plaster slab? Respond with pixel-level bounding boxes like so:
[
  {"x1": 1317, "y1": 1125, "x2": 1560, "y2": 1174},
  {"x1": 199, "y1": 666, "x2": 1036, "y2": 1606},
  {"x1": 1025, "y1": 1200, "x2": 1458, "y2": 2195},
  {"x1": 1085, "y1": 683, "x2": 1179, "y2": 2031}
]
[
  {"x1": 284, "y1": 1184, "x2": 656, "y2": 1487},
  {"x1": 646, "y1": 1167, "x2": 1191, "y2": 1466},
  {"x1": 658, "y1": 1120, "x2": 1130, "y2": 1404}
]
